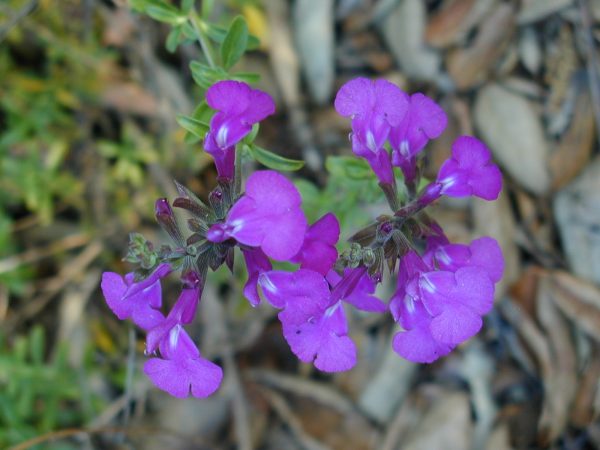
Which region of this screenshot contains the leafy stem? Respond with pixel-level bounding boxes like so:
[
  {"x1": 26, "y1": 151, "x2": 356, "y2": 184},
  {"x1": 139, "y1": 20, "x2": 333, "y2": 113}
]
[{"x1": 188, "y1": 10, "x2": 218, "y2": 69}]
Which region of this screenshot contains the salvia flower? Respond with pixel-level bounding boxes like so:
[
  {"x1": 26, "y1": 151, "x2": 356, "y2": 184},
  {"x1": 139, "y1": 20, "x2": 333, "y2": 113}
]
[
  {"x1": 204, "y1": 80, "x2": 275, "y2": 179},
  {"x1": 259, "y1": 267, "x2": 384, "y2": 372},
  {"x1": 389, "y1": 93, "x2": 447, "y2": 183},
  {"x1": 101, "y1": 263, "x2": 171, "y2": 330},
  {"x1": 291, "y1": 212, "x2": 340, "y2": 275},
  {"x1": 206, "y1": 170, "x2": 307, "y2": 261},
  {"x1": 418, "y1": 136, "x2": 502, "y2": 207},
  {"x1": 102, "y1": 75, "x2": 507, "y2": 400},
  {"x1": 334, "y1": 77, "x2": 408, "y2": 185},
  {"x1": 146, "y1": 271, "x2": 203, "y2": 353},
  {"x1": 143, "y1": 326, "x2": 223, "y2": 398}
]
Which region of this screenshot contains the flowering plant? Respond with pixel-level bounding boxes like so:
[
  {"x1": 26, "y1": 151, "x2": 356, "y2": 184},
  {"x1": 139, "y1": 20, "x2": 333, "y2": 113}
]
[{"x1": 101, "y1": 3, "x2": 503, "y2": 398}]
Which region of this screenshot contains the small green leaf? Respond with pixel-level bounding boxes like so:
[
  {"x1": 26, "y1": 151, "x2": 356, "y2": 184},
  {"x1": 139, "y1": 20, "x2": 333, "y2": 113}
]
[
  {"x1": 247, "y1": 145, "x2": 304, "y2": 171},
  {"x1": 165, "y1": 26, "x2": 183, "y2": 53},
  {"x1": 176, "y1": 114, "x2": 209, "y2": 138},
  {"x1": 232, "y1": 71, "x2": 261, "y2": 84},
  {"x1": 189, "y1": 61, "x2": 228, "y2": 89},
  {"x1": 221, "y1": 16, "x2": 249, "y2": 70},
  {"x1": 181, "y1": 0, "x2": 195, "y2": 14},
  {"x1": 146, "y1": 4, "x2": 186, "y2": 25},
  {"x1": 326, "y1": 156, "x2": 374, "y2": 180},
  {"x1": 205, "y1": 23, "x2": 260, "y2": 50}
]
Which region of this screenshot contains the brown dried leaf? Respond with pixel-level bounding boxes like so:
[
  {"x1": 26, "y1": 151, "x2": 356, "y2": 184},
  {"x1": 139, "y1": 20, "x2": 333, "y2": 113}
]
[
  {"x1": 474, "y1": 84, "x2": 551, "y2": 195},
  {"x1": 426, "y1": 0, "x2": 498, "y2": 48},
  {"x1": 536, "y1": 274, "x2": 578, "y2": 442},
  {"x1": 571, "y1": 343, "x2": 600, "y2": 427},
  {"x1": 425, "y1": 0, "x2": 477, "y2": 48},
  {"x1": 402, "y1": 392, "x2": 473, "y2": 450},
  {"x1": 550, "y1": 82, "x2": 596, "y2": 190},
  {"x1": 446, "y1": 3, "x2": 515, "y2": 90},
  {"x1": 548, "y1": 271, "x2": 600, "y2": 341},
  {"x1": 472, "y1": 189, "x2": 520, "y2": 298},
  {"x1": 101, "y1": 82, "x2": 159, "y2": 117}
]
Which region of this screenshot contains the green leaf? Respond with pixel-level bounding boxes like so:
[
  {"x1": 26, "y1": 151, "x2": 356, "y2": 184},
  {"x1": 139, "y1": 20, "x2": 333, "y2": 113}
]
[
  {"x1": 232, "y1": 71, "x2": 260, "y2": 84},
  {"x1": 247, "y1": 145, "x2": 304, "y2": 171},
  {"x1": 326, "y1": 156, "x2": 374, "y2": 180},
  {"x1": 220, "y1": 16, "x2": 249, "y2": 70},
  {"x1": 181, "y1": 0, "x2": 195, "y2": 14},
  {"x1": 189, "y1": 61, "x2": 228, "y2": 89},
  {"x1": 146, "y1": 4, "x2": 186, "y2": 25},
  {"x1": 165, "y1": 26, "x2": 183, "y2": 53},
  {"x1": 205, "y1": 23, "x2": 260, "y2": 50},
  {"x1": 176, "y1": 114, "x2": 209, "y2": 138}
]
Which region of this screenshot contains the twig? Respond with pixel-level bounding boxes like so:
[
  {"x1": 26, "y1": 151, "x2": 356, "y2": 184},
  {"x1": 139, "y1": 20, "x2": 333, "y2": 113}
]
[
  {"x1": 0, "y1": 0, "x2": 38, "y2": 43},
  {"x1": 8, "y1": 425, "x2": 210, "y2": 450},
  {"x1": 247, "y1": 369, "x2": 356, "y2": 415},
  {"x1": 0, "y1": 232, "x2": 90, "y2": 275},
  {"x1": 5, "y1": 240, "x2": 103, "y2": 333},
  {"x1": 203, "y1": 284, "x2": 253, "y2": 450},
  {"x1": 257, "y1": 386, "x2": 333, "y2": 450}
]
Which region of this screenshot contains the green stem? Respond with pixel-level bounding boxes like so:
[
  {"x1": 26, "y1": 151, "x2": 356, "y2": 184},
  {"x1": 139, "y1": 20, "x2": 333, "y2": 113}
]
[{"x1": 189, "y1": 10, "x2": 218, "y2": 68}]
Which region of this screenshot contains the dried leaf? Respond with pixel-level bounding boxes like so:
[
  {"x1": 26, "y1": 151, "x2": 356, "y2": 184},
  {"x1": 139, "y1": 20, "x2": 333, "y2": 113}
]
[
  {"x1": 446, "y1": 3, "x2": 515, "y2": 90},
  {"x1": 474, "y1": 83, "x2": 551, "y2": 195},
  {"x1": 554, "y1": 157, "x2": 600, "y2": 285},
  {"x1": 550, "y1": 81, "x2": 596, "y2": 190}
]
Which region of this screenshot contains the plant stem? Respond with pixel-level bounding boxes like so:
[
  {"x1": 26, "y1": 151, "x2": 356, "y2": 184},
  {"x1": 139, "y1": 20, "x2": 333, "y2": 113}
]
[{"x1": 189, "y1": 10, "x2": 218, "y2": 68}]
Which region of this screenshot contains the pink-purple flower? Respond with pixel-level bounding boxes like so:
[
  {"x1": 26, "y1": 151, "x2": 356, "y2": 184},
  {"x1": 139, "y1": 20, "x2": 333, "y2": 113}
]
[
  {"x1": 204, "y1": 80, "x2": 275, "y2": 180},
  {"x1": 334, "y1": 78, "x2": 408, "y2": 185},
  {"x1": 419, "y1": 136, "x2": 502, "y2": 206},
  {"x1": 206, "y1": 170, "x2": 307, "y2": 261},
  {"x1": 101, "y1": 263, "x2": 171, "y2": 331},
  {"x1": 291, "y1": 213, "x2": 340, "y2": 275},
  {"x1": 259, "y1": 267, "x2": 384, "y2": 372},
  {"x1": 389, "y1": 93, "x2": 447, "y2": 183},
  {"x1": 144, "y1": 326, "x2": 223, "y2": 398},
  {"x1": 389, "y1": 234, "x2": 503, "y2": 363}
]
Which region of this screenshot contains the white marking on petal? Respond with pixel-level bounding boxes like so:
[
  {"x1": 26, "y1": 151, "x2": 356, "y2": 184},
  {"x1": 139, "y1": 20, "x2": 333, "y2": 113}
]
[
  {"x1": 216, "y1": 125, "x2": 229, "y2": 148},
  {"x1": 400, "y1": 140, "x2": 410, "y2": 158}
]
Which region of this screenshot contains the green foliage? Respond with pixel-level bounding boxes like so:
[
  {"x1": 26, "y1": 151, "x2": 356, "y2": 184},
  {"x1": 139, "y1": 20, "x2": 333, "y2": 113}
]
[
  {"x1": 295, "y1": 156, "x2": 386, "y2": 234},
  {"x1": 0, "y1": 327, "x2": 101, "y2": 449},
  {"x1": 245, "y1": 144, "x2": 305, "y2": 171},
  {"x1": 220, "y1": 16, "x2": 249, "y2": 70}
]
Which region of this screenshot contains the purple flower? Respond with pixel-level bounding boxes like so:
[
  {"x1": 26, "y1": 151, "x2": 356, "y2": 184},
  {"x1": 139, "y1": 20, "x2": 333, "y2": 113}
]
[
  {"x1": 144, "y1": 325, "x2": 223, "y2": 398},
  {"x1": 334, "y1": 77, "x2": 409, "y2": 184},
  {"x1": 389, "y1": 93, "x2": 447, "y2": 183},
  {"x1": 241, "y1": 247, "x2": 272, "y2": 307},
  {"x1": 436, "y1": 136, "x2": 502, "y2": 200},
  {"x1": 389, "y1": 252, "x2": 454, "y2": 363},
  {"x1": 260, "y1": 269, "x2": 357, "y2": 372},
  {"x1": 326, "y1": 268, "x2": 386, "y2": 313},
  {"x1": 420, "y1": 266, "x2": 495, "y2": 344},
  {"x1": 100, "y1": 263, "x2": 171, "y2": 330},
  {"x1": 432, "y1": 237, "x2": 504, "y2": 284},
  {"x1": 259, "y1": 267, "x2": 384, "y2": 371},
  {"x1": 146, "y1": 271, "x2": 203, "y2": 353},
  {"x1": 204, "y1": 80, "x2": 275, "y2": 179},
  {"x1": 291, "y1": 213, "x2": 340, "y2": 275},
  {"x1": 207, "y1": 170, "x2": 307, "y2": 261}
]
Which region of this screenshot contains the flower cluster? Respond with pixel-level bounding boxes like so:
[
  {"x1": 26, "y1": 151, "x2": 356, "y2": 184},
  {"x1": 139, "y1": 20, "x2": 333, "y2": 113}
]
[{"x1": 101, "y1": 77, "x2": 504, "y2": 398}]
